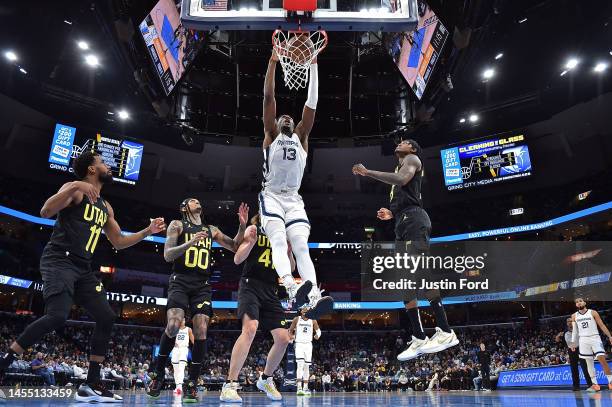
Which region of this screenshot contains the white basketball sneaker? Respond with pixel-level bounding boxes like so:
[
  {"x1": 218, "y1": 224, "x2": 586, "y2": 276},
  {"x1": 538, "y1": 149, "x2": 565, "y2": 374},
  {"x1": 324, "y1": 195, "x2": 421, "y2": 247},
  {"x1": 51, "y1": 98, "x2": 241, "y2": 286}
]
[
  {"x1": 397, "y1": 336, "x2": 429, "y2": 361},
  {"x1": 419, "y1": 327, "x2": 459, "y2": 354},
  {"x1": 220, "y1": 382, "x2": 242, "y2": 403},
  {"x1": 257, "y1": 376, "x2": 282, "y2": 401}
]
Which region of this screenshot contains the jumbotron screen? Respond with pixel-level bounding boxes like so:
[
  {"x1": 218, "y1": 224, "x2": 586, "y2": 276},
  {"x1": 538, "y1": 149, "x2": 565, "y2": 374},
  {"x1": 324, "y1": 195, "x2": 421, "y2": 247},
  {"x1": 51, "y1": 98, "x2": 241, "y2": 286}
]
[
  {"x1": 440, "y1": 134, "x2": 532, "y2": 191},
  {"x1": 386, "y1": 0, "x2": 449, "y2": 99},
  {"x1": 139, "y1": 0, "x2": 204, "y2": 95},
  {"x1": 48, "y1": 123, "x2": 144, "y2": 186}
]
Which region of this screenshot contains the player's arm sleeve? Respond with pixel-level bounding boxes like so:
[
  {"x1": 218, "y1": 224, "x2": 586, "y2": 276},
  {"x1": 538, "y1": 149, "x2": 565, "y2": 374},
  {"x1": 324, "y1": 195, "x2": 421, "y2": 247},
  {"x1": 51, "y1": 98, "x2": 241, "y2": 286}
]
[{"x1": 571, "y1": 321, "x2": 579, "y2": 345}]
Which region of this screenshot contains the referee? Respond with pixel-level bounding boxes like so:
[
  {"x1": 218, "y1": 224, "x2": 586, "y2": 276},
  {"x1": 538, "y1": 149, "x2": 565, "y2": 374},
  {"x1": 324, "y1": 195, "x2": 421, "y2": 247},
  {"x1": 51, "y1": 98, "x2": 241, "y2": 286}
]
[{"x1": 556, "y1": 317, "x2": 593, "y2": 391}]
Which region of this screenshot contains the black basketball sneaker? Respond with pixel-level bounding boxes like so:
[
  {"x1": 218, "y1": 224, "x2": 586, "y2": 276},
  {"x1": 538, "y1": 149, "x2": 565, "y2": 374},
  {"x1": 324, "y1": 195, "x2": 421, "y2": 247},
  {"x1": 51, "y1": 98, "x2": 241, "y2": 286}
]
[
  {"x1": 183, "y1": 379, "x2": 199, "y2": 403},
  {"x1": 146, "y1": 373, "x2": 163, "y2": 398}
]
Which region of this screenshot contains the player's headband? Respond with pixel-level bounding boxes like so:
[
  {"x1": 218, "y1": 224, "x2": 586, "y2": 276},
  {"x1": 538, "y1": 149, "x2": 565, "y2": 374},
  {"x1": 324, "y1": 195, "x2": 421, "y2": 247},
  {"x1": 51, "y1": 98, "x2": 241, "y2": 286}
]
[{"x1": 180, "y1": 198, "x2": 197, "y2": 211}]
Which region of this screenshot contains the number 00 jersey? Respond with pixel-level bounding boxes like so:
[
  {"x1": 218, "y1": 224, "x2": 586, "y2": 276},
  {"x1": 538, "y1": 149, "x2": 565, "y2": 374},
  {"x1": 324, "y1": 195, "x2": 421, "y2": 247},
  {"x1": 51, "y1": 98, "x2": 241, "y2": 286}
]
[
  {"x1": 172, "y1": 220, "x2": 213, "y2": 277},
  {"x1": 262, "y1": 133, "x2": 307, "y2": 194},
  {"x1": 241, "y1": 226, "x2": 278, "y2": 285},
  {"x1": 575, "y1": 309, "x2": 600, "y2": 337},
  {"x1": 46, "y1": 196, "x2": 109, "y2": 261}
]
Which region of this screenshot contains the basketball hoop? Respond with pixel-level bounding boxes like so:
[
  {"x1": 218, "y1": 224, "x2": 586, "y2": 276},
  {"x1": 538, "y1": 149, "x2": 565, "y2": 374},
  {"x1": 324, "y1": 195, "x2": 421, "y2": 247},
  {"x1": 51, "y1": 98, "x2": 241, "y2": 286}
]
[{"x1": 272, "y1": 30, "x2": 327, "y2": 90}]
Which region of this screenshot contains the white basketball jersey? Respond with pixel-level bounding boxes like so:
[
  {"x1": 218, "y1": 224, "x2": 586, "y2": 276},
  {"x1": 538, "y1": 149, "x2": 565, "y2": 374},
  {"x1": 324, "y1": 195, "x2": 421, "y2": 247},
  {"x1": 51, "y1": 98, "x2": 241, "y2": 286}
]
[
  {"x1": 575, "y1": 310, "x2": 599, "y2": 337},
  {"x1": 175, "y1": 327, "x2": 190, "y2": 348},
  {"x1": 262, "y1": 133, "x2": 307, "y2": 194},
  {"x1": 295, "y1": 317, "x2": 313, "y2": 344}
]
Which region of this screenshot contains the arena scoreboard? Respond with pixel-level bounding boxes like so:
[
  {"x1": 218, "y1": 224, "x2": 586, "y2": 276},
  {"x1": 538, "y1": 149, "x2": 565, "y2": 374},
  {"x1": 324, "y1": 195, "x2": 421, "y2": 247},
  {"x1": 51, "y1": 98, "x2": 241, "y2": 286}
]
[
  {"x1": 441, "y1": 134, "x2": 532, "y2": 191},
  {"x1": 48, "y1": 123, "x2": 144, "y2": 186}
]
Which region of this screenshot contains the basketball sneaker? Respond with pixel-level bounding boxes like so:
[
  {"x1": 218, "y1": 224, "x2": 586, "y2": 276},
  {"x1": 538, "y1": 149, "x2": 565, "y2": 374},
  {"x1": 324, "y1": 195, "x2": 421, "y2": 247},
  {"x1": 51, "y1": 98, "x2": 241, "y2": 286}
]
[
  {"x1": 304, "y1": 286, "x2": 335, "y2": 319},
  {"x1": 257, "y1": 376, "x2": 282, "y2": 401},
  {"x1": 586, "y1": 384, "x2": 600, "y2": 392},
  {"x1": 220, "y1": 382, "x2": 242, "y2": 403},
  {"x1": 303, "y1": 388, "x2": 312, "y2": 396},
  {"x1": 182, "y1": 380, "x2": 199, "y2": 403},
  {"x1": 419, "y1": 327, "x2": 459, "y2": 354},
  {"x1": 145, "y1": 374, "x2": 163, "y2": 398},
  {"x1": 397, "y1": 336, "x2": 429, "y2": 361},
  {"x1": 174, "y1": 384, "x2": 182, "y2": 396},
  {"x1": 297, "y1": 388, "x2": 305, "y2": 396},
  {"x1": 285, "y1": 278, "x2": 312, "y2": 310},
  {"x1": 75, "y1": 382, "x2": 122, "y2": 403}
]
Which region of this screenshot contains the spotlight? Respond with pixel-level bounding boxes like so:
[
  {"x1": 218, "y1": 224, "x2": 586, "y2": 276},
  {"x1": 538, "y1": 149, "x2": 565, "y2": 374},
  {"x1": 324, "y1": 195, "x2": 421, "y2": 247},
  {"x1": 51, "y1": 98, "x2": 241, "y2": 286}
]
[
  {"x1": 19, "y1": 67, "x2": 27, "y2": 74},
  {"x1": 593, "y1": 62, "x2": 608, "y2": 73},
  {"x1": 494, "y1": 53, "x2": 503, "y2": 60},
  {"x1": 84, "y1": 54, "x2": 99, "y2": 67},
  {"x1": 565, "y1": 58, "x2": 579, "y2": 70},
  {"x1": 469, "y1": 114, "x2": 479, "y2": 123},
  {"x1": 560, "y1": 70, "x2": 568, "y2": 76},
  {"x1": 4, "y1": 51, "x2": 17, "y2": 61},
  {"x1": 459, "y1": 118, "x2": 466, "y2": 123},
  {"x1": 482, "y1": 68, "x2": 495, "y2": 79},
  {"x1": 77, "y1": 41, "x2": 89, "y2": 50},
  {"x1": 64, "y1": 20, "x2": 72, "y2": 25},
  {"x1": 117, "y1": 110, "x2": 129, "y2": 120},
  {"x1": 518, "y1": 18, "x2": 527, "y2": 24}
]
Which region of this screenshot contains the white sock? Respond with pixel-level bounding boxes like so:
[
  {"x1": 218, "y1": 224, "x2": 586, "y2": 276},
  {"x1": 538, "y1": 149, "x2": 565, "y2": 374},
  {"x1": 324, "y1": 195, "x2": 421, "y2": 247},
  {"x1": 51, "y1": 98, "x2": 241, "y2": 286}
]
[
  {"x1": 287, "y1": 225, "x2": 317, "y2": 286},
  {"x1": 585, "y1": 358, "x2": 597, "y2": 385},
  {"x1": 264, "y1": 220, "x2": 293, "y2": 280},
  {"x1": 607, "y1": 374, "x2": 612, "y2": 384},
  {"x1": 297, "y1": 381, "x2": 302, "y2": 390},
  {"x1": 303, "y1": 364, "x2": 310, "y2": 389}
]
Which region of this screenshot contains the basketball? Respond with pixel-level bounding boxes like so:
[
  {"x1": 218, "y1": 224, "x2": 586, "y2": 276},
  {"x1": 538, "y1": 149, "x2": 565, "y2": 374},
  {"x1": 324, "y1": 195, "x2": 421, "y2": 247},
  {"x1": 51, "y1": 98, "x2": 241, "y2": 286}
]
[{"x1": 286, "y1": 34, "x2": 315, "y2": 65}]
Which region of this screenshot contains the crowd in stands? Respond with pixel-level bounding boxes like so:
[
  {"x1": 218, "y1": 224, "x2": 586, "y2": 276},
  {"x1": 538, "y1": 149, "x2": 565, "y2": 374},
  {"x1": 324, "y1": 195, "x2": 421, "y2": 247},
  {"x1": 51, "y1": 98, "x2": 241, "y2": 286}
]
[{"x1": 3, "y1": 312, "x2": 607, "y2": 392}]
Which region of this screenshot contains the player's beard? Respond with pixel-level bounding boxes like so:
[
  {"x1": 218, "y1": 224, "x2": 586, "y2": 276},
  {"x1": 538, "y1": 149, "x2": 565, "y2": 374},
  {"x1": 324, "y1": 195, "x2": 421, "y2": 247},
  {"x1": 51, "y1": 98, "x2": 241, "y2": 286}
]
[
  {"x1": 280, "y1": 125, "x2": 292, "y2": 136},
  {"x1": 99, "y1": 171, "x2": 114, "y2": 184},
  {"x1": 577, "y1": 304, "x2": 586, "y2": 310}
]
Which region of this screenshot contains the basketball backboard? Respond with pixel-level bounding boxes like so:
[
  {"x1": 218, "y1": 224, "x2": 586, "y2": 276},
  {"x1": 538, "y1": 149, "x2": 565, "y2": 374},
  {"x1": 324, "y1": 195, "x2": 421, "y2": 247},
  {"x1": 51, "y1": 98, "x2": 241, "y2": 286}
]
[{"x1": 180, "y1": 0, "x2": 418, "y2": 32}]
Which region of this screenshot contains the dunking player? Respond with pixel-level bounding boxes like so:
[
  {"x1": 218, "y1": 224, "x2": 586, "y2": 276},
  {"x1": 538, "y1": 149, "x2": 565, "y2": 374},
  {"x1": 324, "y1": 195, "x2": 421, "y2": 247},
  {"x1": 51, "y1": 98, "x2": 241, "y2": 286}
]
[
  {"x1": 172, "y1": 318, "x2": 194, "y2": 396},
  {"x1": 352, "y1": 139, "x2": 458, "y2": 361},
  {"x1": 259, "y1": 48, "x2": 333, "y2": 318},
  {"x1": 220, "y1": 213, "x2": 294, "y2": 402},
  {"x1": 571, "y1": 297, "x2": 612, "y2": 391},
  {"x1": 289, "y1": 308, "x2": 321, "y2": 396},
  {"x1": 147, "y1": 198, "x2": 248, "y2": 402},
  {"x1": 0, "y1": 151, "x2": 166, "y2": 402}
]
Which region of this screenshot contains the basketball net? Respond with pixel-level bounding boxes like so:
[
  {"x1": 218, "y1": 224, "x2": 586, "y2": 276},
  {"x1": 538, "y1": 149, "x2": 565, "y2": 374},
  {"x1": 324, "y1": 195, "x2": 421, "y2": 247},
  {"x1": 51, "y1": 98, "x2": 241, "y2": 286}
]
[{"x1": 272, "y1": 30, "x2": 327, "y2": 90}]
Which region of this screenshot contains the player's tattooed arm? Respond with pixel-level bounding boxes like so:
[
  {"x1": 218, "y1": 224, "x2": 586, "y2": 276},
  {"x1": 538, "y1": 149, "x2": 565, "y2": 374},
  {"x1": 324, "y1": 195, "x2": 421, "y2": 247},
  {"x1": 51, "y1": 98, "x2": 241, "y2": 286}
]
[
  {"x1": 103, "y1": 201, "x2": 166, "y2": 250},
  {"x1": 234, "y1": 225, "x2": 258, "y2": 265},
  {"x1": 593, "y1": 310, "x2": 612, "y2": 342},
  {"x1": 352, "y1": 154, "x2": 421, "y2": 186},
  {"x1": 163, "y1": 220, "x2": 207, "y2": 262}
]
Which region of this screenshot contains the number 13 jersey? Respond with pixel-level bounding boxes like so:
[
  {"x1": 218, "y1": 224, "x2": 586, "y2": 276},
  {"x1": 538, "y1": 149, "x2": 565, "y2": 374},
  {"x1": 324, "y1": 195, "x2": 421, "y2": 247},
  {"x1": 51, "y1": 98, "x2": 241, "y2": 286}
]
[{"x1": 262, "y1": 133, "x2": 307, "y2": 194}]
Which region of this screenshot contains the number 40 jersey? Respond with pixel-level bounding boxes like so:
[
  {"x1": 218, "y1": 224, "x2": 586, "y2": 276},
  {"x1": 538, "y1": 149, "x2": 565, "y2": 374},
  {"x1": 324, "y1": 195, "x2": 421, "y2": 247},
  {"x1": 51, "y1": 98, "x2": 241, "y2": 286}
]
[{"x1": 241, "y1": 225, "x2": 278, "y2": 285}]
